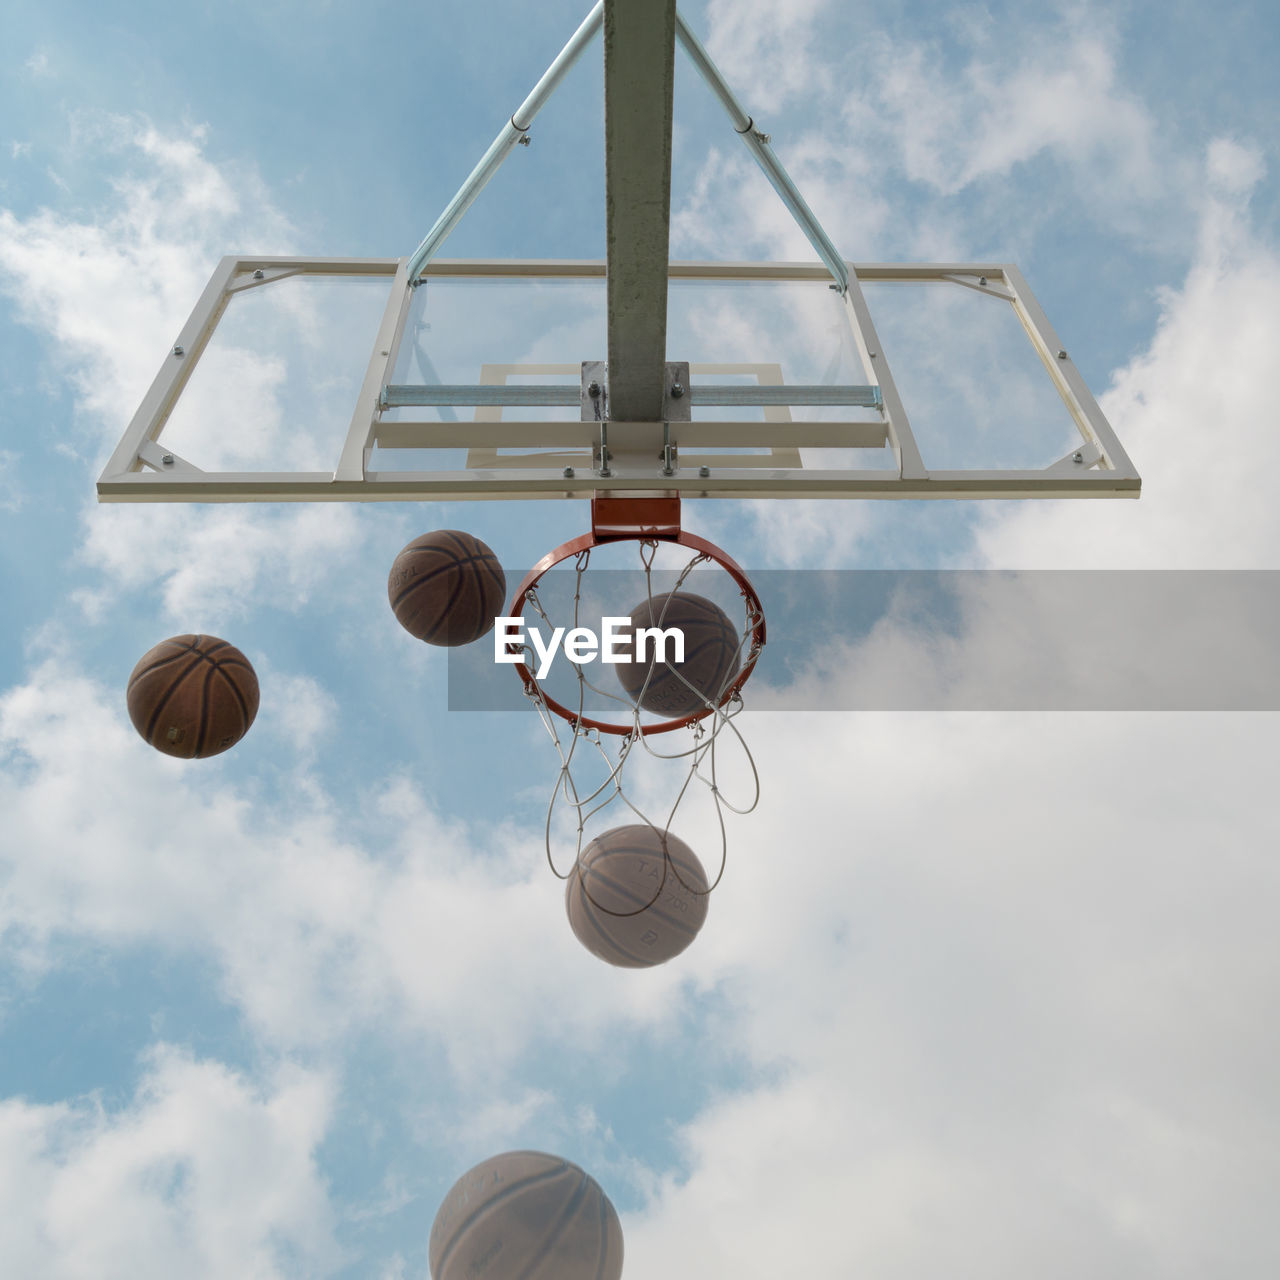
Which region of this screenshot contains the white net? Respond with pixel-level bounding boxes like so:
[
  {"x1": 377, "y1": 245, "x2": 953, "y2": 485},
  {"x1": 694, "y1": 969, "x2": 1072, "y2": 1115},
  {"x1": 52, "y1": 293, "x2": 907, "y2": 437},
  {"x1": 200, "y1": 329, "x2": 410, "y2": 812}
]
[{"x1": 514, "y1": 537, "x2": 763, "y2": 905}]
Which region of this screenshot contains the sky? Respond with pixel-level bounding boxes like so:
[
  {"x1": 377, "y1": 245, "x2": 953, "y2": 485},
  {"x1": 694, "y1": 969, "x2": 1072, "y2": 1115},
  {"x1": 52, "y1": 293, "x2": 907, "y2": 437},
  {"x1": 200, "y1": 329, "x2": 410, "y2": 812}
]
[{"x1": 2, "y1": 0, "x2": 1279, "y2": 1276}]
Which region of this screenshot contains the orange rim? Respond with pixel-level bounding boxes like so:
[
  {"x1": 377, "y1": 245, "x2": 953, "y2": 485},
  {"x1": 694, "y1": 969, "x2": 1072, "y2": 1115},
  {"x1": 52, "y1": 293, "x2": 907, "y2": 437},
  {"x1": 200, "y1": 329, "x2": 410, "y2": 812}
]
[{"x1": 507, "y1": 529, "x2": 766, "y2": 736}]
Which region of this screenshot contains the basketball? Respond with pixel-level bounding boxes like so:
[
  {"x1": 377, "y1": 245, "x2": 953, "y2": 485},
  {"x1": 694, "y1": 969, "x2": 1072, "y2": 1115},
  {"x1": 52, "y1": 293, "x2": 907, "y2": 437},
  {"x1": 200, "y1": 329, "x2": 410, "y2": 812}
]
[
  {"x1": 388, "y1": 529, "x2": 506, "y2": 646},
  {"x1": 429, "y1": 1150, "x2": 624, "y2": 1280},
  {"x1": 566, "y1": 824, "x2": 710, "y2": 968},
  {"x1": 126, "y1": 634, "x2": 260, "y2": 759},
  {"x1": 615, "y1": 590, "x2": 740, "y2": 717}
]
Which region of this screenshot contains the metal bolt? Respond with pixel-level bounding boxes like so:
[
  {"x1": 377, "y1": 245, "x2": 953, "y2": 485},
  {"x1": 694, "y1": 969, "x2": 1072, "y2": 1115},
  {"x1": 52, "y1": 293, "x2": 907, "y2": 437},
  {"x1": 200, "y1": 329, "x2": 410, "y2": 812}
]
[
  {"x1": 753, "y1": 130, "x2": 770, "y2": 144},
  {"x1": 172, "y1": 344, "x2": 184, "y2": 356},
  {"x1": 670, "y1": 382, "x2": 684, "y2": 399},
  {"x1": 979, "y1": 276, "x2": 988, "y2": 286},
  {"x1": 1057, "y1": 349, "x2": 1068, "y2": 360},
  {"x1": 162, "y1": 454, "x2": 174, "y2": 466},
  {"x1": 1072, "y1": 451, "x2": 1084, "y2": 464},
  {"x1": 869, "y1": 352, "x2": 877, "y2": 359},
  {"x1": 518, "y1": 133, "x2": 531, "y2": 147},
  {"x1": 252, "y1": 269, "x2": 264, "y2": 279},
  {"x1": 563, "y1": 466, "x2": 575, "y2": 478},
  {"x1": 587, "y1": 382, "x2": 601, "y2": 398},
  {"x1": 698, "y1": 465, "x2": 711, "y2": 478}
]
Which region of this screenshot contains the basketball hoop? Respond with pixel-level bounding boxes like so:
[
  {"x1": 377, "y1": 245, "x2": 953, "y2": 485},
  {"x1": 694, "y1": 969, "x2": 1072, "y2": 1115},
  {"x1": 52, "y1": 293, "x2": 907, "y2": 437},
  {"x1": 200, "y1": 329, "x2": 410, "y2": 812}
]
[
  {"x1": 507, "y1": 497, "x2": 765, "y2": 894},
  {"x1": 507, "y1": 513, "x2": 766, "y2": 737}
]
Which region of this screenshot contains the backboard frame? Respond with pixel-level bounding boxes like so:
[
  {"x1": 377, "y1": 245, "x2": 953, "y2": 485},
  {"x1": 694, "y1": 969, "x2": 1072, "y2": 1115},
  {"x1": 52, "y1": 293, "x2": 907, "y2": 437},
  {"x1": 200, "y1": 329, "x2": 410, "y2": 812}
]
[{"x1": 97, "y1": 255, "x2": 1140, "y2": 503}]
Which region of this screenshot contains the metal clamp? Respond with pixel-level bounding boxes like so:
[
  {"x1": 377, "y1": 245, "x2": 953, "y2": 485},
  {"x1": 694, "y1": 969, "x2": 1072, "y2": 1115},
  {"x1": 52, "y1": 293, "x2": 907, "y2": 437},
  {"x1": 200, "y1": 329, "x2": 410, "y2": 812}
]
[{"x1": 597, "y1": 422, "x2": 612, "y2": 477}]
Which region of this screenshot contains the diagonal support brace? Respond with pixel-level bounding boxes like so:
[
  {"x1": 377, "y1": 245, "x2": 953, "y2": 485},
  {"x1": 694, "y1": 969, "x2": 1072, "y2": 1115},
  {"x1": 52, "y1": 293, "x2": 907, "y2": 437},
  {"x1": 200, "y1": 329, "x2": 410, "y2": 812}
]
[
  {"x1": 406, "y1": 1, "x2": 605, "y2": 281},
  {"x1": 675, "y1": 12, "x2": 849, "y2": 293}
]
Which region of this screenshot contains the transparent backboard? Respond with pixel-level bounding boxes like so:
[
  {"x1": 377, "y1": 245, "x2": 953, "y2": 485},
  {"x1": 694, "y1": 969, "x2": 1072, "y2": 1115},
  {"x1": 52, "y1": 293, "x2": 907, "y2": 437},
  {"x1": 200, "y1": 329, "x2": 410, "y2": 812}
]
[{"x1": 98, "y1": 256, "x2": 1139, "y2": 502}]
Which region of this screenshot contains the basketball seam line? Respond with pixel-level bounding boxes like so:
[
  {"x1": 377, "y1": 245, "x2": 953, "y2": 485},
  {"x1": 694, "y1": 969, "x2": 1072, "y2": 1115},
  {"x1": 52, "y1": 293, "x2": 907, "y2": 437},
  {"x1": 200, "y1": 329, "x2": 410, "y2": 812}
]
[
  {"x1": 572, "y1": 860, "x2": 706, "y2": 965},
  {"x1": 434, "y1": 1163, "x2": 573, "y2": 1278},
  {"x1": 193, "y1": 657, "x2": 217, "y2": 757},
  {"x1": 142, "y1": 651, "x2": 208, "y2": 743},
  {"x1": 618, "y1": 639, "x2": 737, "y2": 680},
  {"x1": 134, "y1": 636, "x2": 236, "y2": 692},
  {"x1": 127, "y1": 635, "x2": 204, "y2": 683},
  {"x1": 580, "y1": 833, "x2": 708, "y2": 913},
  {"x1": 574, "y1": 881, "x2": 656, "y2": 966},
  {"x1": 435, "y1": 529, "x2": 483, "y2": 560},
  {"x1": 432, "y1": 530, "x2": 506, "y2": 594},
  {"x1": 212, "y1": 658, "x2": 254, "y2": 726},
  {"x1": 580, "y1": 865, "x2": 706, "y2": 931},
  {"x1": 515, "y1": 1168, "x2": 589, "y2": 1280},
  {"x1": 424, "y1": 562, "x2": 474, "y2": 644},
  {"x1": 477, "y1": 556, "x2": 506, "y2": 592},
  {"x1": 390, "y1": 551, "x2": 502, "y2": 612},
  {"x1": 593, "y1": 1183, "x2": 612, "y2": 1280},
  {"x1": 133, "y1": 640, "x2": 254, "y2": 755},
  {"x1": 132, "y1": 639, "x2": 242, "y2": 695}
]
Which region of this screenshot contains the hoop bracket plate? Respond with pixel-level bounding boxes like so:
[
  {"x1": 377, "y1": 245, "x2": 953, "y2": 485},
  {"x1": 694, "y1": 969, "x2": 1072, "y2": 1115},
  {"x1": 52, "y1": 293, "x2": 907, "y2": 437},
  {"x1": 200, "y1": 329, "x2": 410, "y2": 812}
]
[{"x1": 591, "y1": 495, "x2": 681, "y2": 540}]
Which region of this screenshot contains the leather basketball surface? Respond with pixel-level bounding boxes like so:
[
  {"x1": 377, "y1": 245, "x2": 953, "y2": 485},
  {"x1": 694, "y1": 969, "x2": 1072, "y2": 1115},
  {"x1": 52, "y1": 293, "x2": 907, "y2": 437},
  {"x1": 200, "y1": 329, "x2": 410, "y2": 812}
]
[
  {"x1": 429, "y1": 1150, "x2": 623, "y2": 1280},
  {"x1": 126, "y1": 634, "x2": 260, "y2": 759},
  {"x1": 615, "y1": 591, "x2": 740, "y2": 717},
  {"x1": 388, "y1": 529, "x2": 506, "y2": 646},
  {"x1": 566, "y1": 824, "x2": 710, "y2": 968}
]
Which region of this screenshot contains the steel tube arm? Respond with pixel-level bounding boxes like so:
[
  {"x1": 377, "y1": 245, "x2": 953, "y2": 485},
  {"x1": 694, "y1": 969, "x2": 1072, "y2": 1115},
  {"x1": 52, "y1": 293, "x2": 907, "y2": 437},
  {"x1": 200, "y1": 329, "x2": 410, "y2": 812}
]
[
  {"x1": 675, "y1": 12, "x2": 849, "y2": 293},
  {"x1": 406, "y1": 1, "x2": 605, "y2": 281},
  {"x1": 381, "y1": 383, "x2": 883, "y2": 408},
  {"x1": 604, "y1": 0, "x2": 678, "y2": 423}
]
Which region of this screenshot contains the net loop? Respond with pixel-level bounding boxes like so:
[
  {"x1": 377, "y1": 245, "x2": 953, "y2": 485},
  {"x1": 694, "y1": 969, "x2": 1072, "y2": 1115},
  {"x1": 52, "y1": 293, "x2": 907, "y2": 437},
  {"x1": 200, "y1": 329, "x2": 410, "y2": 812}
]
[{"x1": 511, "y1": 531, "x2": 764, "y2": 901}]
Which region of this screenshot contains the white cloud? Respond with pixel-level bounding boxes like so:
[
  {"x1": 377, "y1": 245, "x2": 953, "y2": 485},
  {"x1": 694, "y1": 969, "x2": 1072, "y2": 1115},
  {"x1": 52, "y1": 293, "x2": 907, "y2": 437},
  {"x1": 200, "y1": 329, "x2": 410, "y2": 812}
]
[
  {"x1": 621, "y1": 709, "x2": 1280, "y2": 1278},
  {"x1": 672, "y1": 147, "x2": 814, "y2": 261},
  {"x1": 0, "y1": 659, "x2": 721, "y2": 1077},
  {"x1": 641, "y1": 45, "x2": 1280, "y2": 1266},
  {"x1": 677, "y1": 5, "x2": 1171, "y2": 264},
  {"x1": 0, "y1": 114, "x2": 360, "y2": 626},
  {"x1": 0, "y1": 1046, "x2": 339, "y2": 1279},
  {"x1": 975, "y1": 140, "x2": 1280, "y2": 569},
  {"x1": 10, "y1": 647, "x2": 1276, "y2": 1274},
  {"x1": 673, "y1": 4, "x2": 1276, "y2": 570},
  {"x1": 2, "y1": 23, "x2": 1278, "y2": 1280},
  {"x1": 74, "y1": 500, "x2": 370, "y2": 626},
  {"x1": 690, "y1": 495, "x2": 877, "y2": 569},
  {"x1": 871, "y1": 24, "x2": 1157, "y2": 199},
  {"x1": 1206, "y1": 138, "x2": 1266, "y2": 196},
  {"x1": 0, "y1": 116, "x2": 287, "y2": 431},
  {"x1": 702, "y1": 0, "x2": 834, "y2": 115},
  {"x1": 258, "y1": 666, "x2": 340, "y2": 761},
  {"x1": 0, "y1": 449, "x2": 20, "y2": 512},
  {"x1": 435, "y1": 1089, "x2": 559, "y2": 1150}
]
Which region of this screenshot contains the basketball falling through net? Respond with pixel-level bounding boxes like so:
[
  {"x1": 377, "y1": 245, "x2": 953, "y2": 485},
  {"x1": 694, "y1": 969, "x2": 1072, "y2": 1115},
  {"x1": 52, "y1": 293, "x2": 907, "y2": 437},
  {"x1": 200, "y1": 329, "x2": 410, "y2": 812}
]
[{"x1": 505, "y1": 505, "x2": 765, "y2": 957}]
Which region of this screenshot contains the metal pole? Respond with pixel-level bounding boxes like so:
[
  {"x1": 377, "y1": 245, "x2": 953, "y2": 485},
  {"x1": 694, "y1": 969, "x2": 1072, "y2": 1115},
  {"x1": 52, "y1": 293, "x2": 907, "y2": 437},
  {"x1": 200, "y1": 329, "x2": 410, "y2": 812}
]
[
  {"x1": 674, "y1": 12, "x2": 850, "y2": 293},
  {"x1": 604, "y1": 0, "x2": 677, "y2": 424},
  {"x1": 406, "y1": 1, "x2": 605, "y2": 282}
]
